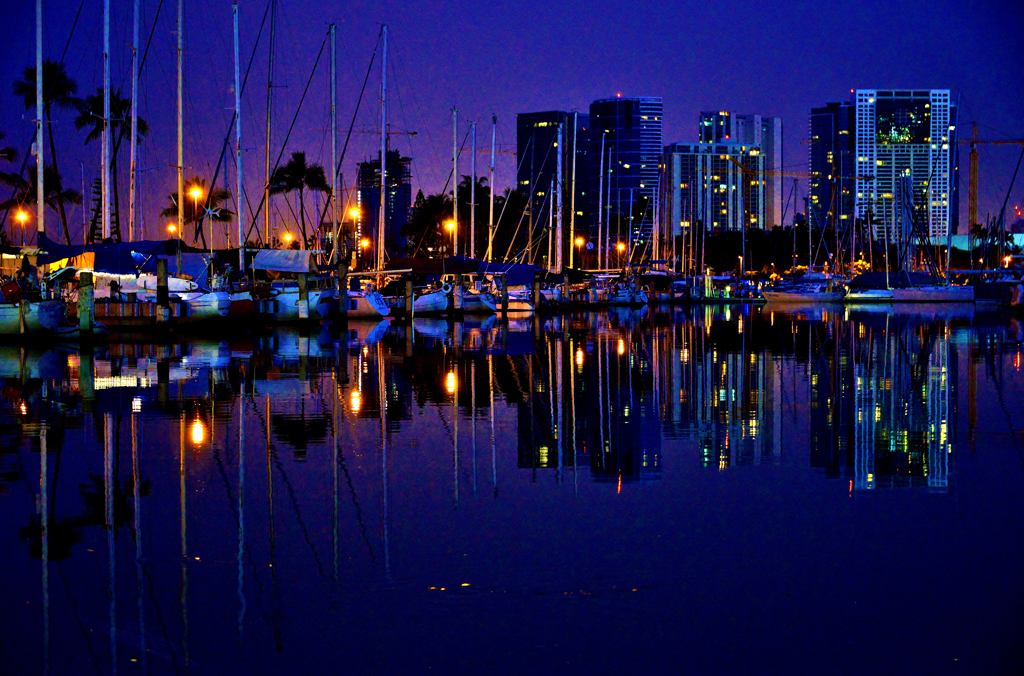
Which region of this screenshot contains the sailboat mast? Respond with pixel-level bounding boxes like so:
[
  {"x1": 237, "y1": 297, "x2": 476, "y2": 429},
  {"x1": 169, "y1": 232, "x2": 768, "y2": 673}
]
[
  {"x1": 234, "y1": 2, "x2": 244, "y2": 271},
  {"x1": 452, "y1": 107, "x2": 458, "y2": 257},
  {"x1": 547, "y1": 178, "x2": 553, "y2": 269},
  {"x1": 597, "y1": 133, "x2": 605, "y2": 269},
  {"x1": 569, "y1": 113, "x2": 577, "y2": 269},
  {"x1": 488, "y1": 114, "x2": 495, "y2": 263},
  {"x1": 35, "y1": 0, "x2": 43, "y2": 238},
  {"x1": 555, "y1": 122, "x2": 563, "y2": 272},
  {"x1": 377, "y1": 25, "x2": 387, "y2": 271},
  {"x1": 470, "y1": 121, "x2": 476, "y2": 259},
  {"x1": 329, "y1": 24, "x2": 338, "y2": 266},
  {"x1": 103, "y1": 0, "x2": 112, "y2": 240},
  {"x1": 128, "y1": 0, "x2": 140, "y2": 241},
  {"x1": 263, "y1": 0, "x2": 276, "y2": 245},
  {"x1": 176, "y1": 0, "x2": 183, "y2": 252}
]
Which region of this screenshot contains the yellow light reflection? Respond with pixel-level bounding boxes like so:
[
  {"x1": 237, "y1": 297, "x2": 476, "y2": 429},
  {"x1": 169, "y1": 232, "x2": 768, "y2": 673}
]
[
  {"x1": 617, "y1": 339, "x2": 625, "y2": 356},
  {"x1": 446, "y1": 371, "x2": 457, "y2": 394},
  {"x1": 350, "y1": 390, "x2": 362, "y2": 414},
  {"x1": 191, "y1": 418, "x2": 205, "y2": 445},
  {"x1": 575, "y1": 348, "x2": 584, "y2": 367}
]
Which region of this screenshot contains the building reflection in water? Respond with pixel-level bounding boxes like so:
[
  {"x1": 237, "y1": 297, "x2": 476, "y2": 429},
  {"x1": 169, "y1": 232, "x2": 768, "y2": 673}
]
[{"x1": 1, "y1": 304, "x2": 1022, "y2": 671}]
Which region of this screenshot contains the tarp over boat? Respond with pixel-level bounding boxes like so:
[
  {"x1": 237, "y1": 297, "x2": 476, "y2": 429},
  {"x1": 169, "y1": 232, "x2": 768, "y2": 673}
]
[
  {"x1": 35, "y1": 233, "x2": 204, "y2": 276},
  {"x1": 252, "y1": 249, "x2": 316, "y2": 273}
]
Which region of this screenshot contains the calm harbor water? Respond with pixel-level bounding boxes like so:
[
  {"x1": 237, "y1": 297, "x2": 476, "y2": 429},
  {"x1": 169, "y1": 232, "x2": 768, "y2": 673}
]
[{"x1": 1, "y1": 304, "x2": 1022, "y2": 674}]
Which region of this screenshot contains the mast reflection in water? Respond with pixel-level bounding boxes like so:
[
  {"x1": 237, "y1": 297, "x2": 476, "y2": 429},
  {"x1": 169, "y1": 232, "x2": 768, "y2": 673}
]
[{"x1": 1, "y1": 306, "x2": 1022, "y2": 673}]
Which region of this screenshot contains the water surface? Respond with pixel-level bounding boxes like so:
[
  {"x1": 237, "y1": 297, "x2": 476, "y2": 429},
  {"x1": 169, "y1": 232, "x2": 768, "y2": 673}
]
[{"x1": 1, "y1": 304, "x2": 1022, "y2": 674}]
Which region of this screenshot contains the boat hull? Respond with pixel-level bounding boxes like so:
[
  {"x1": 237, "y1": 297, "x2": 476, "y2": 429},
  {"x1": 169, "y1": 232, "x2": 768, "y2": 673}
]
[
  {"x1": 0, "y1": 299, "x2": 64, "y2": 335},
  {"x1": 342, "y1": 291, "x2": 390, "y2": 318},
  {"x1": 892, "y1": 286, "x2": 975, "y2": 303},
  {"x1": 762, "y1": 290, "x2": 844, "y2": 302},
  {"x1": 462, "y1": 292, "x2": 497, "y2": 314},
  {"x1": 845, "y1": 289, "x2": 895, "y2": 302}
]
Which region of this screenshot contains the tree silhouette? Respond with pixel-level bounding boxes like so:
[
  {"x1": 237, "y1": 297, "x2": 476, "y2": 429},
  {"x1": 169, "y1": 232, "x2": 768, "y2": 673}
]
[
  {"x1": 13, "y1": 60, "x2": 82, "y2": 244},
  {"x1": 0, "y1": 165, "x2": 82, "y2": 245},
  {"x1": 160, "y1": 176, "x2": 233, "y2": 245},
  {"x1": 74, "y1": 89, "x2": 149, "y2": 242},
  {"x1": 270, "y1": 151, "x2": 331, "y2": 249}
]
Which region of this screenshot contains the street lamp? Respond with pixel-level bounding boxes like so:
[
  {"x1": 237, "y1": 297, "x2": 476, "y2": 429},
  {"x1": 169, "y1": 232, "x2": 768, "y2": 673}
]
[
  {"x1": 167, "y1": 223, "x2": 177, "y2": 234},
  {"x1": 616, "y1": 241, "x2": 626, "y2": 268},
  {"x1": 15, "y1": 211, "x2": 27, "y2": 245},
  {"x1": 445, "y1": 220, "x2": 455, "y2": 256},
  {"x1": 574, "y1": 236, "x2": 585, "y2": 268}
]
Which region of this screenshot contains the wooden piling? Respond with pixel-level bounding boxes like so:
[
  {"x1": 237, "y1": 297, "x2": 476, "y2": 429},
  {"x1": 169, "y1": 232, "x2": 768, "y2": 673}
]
[
  {"x1": 156, "y1": 259, "x2": 169, "y2": 324},
  {"x1": 298, "y1": 274, "x2": 309, "y2": 320},
  {"x1": 78, "y1": 271, "x2": 94, "y2": 334}
]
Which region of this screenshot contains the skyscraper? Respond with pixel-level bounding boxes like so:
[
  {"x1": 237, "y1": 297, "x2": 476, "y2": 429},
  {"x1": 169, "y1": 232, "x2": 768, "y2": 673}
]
[
  {"x1": 808, "y1": 101, "x2": 856, "y2": 234},
  {"x1": 854, "y1": 89, "x2": 958, "y2": 239},
  {"x1": 356, "y1": 149, "x2": 412, "y2": 256},
  {"x1": 588, "y1": 96, "x2": 663, "y2": 250},
  {"x1": 699, "y1": 112, "x2": 784, "y2": 228},
  {"x1": 515, "y1": 111, "x2": 590, "y2": 257},
  {"x1": 810, "y1": 90, "x2": 959, "y2": 240},
  {"x1": 663, "y1": 141, "x2": 765, "y2": 233}
]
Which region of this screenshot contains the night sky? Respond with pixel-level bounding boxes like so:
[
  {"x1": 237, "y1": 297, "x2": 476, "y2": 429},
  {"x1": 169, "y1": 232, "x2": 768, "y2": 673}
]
[{"x1": 0, "y1": 0, "x2": 1021, "y2": 245}]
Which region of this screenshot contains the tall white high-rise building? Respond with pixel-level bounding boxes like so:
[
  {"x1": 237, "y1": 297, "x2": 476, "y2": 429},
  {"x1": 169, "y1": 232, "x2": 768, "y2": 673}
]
[
  {"x1": 699, "y1": 111, "x2": 784, "y2": 227},
  {"x1": 852, "y1": 90, "x2": 958, "y2": 239}
]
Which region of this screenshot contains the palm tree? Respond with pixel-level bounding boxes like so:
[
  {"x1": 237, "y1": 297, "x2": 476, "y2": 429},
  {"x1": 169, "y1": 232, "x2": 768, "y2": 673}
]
[
  {"x1": 0, "y1": 132, "x2": 16, "y2": 187},
  {"x1": 270, "y1": 151, "x2": 331, "y2": 249},
  {"x1": 160, "y1": 177, "x2": 233, "y2": 245},
  {"x1": 0, "y1": 165, "x2": 82, "y2": 245},
  {"x1": 13, "y1": 59, "x2": 82, "y2": 244},
  {"x1": 74, "y1": 89, "x2": 149, "y2": 242}
]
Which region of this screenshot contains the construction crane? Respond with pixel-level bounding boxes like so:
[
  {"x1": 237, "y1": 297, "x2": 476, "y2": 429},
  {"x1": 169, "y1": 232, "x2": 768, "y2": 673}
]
[{"x1": 958, "y1": 122, "x2": 1024, "y2": 227}]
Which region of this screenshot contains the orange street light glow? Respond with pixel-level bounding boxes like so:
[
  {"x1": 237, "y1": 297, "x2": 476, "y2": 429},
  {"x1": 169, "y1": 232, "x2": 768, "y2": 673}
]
[
  {"x1": 283, "y1": 233, "x2": 293, "y2": 243},
  {"x1": 445, "y1": 221, "x2": 455, "y2": 232},
  {"x1": 167, "y1": 223, "x2": 177, "y2": 233},
  {"x1": 575, "y1": 237, "x2": 585, "y2": 247},
  {"x1": 349, "y1": 208, "x2": 360, "y2": 219},
  {"x1": 616, "y1": 242, "x2": 626, "y2": 252},
  {"x1": 191, "y1": 418, "x2": 205, "y2": 445},
  {"x1": 189, "y1": 186, "x2": 203, "y2": 200},
  {"x1": 360, "y1": 238, "x2": 371, "y2": 249},
  {"x1": 15, "y1": 211, "x2": 27, "y2": 225}
]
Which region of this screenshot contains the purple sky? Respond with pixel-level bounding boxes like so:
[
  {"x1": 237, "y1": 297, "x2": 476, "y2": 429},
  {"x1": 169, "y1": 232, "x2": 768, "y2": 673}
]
[{"x1": 1, "y1": 0, "x2": 1021, "y2": 245}]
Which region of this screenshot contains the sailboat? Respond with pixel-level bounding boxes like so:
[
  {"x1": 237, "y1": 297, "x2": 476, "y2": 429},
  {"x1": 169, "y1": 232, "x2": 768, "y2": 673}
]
[{"x1": 0, "y1": 0, "x2": 67, "y2": 336}]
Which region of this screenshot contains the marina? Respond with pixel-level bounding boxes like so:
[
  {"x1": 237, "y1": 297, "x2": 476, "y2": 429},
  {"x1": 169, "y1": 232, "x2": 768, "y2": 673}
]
[{"x1": 0, "y1": 0, "x2": 1022, "y2": 671}]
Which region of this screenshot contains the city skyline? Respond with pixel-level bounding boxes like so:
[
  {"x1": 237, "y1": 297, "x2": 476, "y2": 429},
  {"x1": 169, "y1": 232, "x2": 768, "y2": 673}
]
[{"x1": 0, "y1": 0, "x2": 1020, "y2": 246}]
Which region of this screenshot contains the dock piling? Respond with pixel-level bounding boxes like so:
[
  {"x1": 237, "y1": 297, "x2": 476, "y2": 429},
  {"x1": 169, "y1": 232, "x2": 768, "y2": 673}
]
[{"x1": 78, "y1": 271, "x2": 95, "y2": 334}]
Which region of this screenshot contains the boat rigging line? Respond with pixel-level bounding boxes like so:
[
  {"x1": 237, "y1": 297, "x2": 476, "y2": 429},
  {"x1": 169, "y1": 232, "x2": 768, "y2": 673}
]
[{"x1": 244, "y1": 31, "x2": 329, "y2": 246}]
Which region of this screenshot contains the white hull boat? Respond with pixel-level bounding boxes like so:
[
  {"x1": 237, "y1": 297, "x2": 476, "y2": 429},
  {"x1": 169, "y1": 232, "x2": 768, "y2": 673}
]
[
  {"x1": 269, "y1": 288, "x2": 333, "y2": 321},
  {"x1": 414, "y1": 289, "x2": 449, "y2": 314},
  {"x1": 844, "y1": 288, "x2": 895, "y2": 302},
  {"x1": 0, "y1": 299, "x2": 65, "y2": 335},
  {"x1": 462, "y1": 291, "x2": 497, "y2": 314},
  {"x1": 341, "y1": 290, "x2": 390, "y2": 318},
  {"x1": 763, "y1": 284, "x2": 844, "y2": 303},
  {"x1": 892, "y1": 286, "x2": 975, "y2": 303}
]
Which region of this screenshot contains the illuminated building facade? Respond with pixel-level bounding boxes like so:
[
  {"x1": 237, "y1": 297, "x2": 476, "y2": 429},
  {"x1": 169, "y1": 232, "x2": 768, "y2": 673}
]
[
  {"x1": 587, "y1": 96, "x2": 664, "y2": 247},
  {"x1": 699, "y1": 111, "x2": 784, "y2": 227},
  {"x1": 810, "y1": 90, "x2": 959, "y2": 239},
  {"x1": 515, "y1": 111, "x2": 590, "y2": 240},
  {"x1": 663, "y1": 142, "x2": 765, "y2": 234},
  {"x1": 808, "y1": 101, "x2": 857, "y2": 235},
  {"x1": 356, "y1": 149, "x2": 413, "y2": 255}
]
